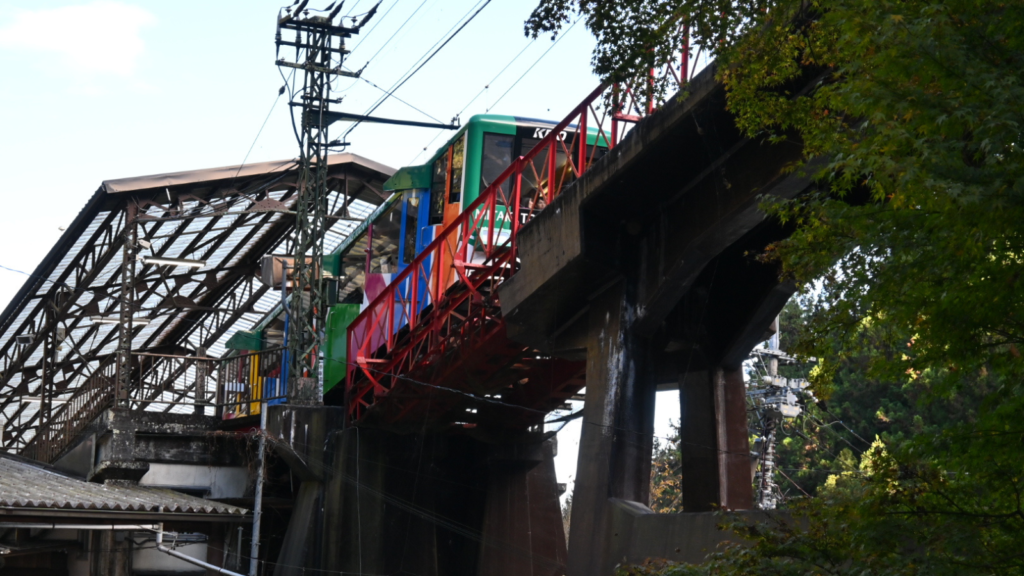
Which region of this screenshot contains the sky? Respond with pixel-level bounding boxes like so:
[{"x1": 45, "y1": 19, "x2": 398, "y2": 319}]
[{"x1": 0, "y1": 0, "x2": 691, "y2": 499}]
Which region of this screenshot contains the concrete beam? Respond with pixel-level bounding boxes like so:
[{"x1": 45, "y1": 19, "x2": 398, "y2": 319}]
[{"x1": 632, "y1": 149, "x2": 811, "y2": 337}]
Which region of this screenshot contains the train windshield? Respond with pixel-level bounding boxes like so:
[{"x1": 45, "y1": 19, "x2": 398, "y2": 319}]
[
  {"x1": 480, "y1": 133, "x2": 514, "y2": 203},
  {"x1": 479, "y1": 126, "x2": 608, "y2": 211}
]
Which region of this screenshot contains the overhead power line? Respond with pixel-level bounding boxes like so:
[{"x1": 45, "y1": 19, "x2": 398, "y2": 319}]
[
  {"x1": 349, "y1": 74, "x2": 446, "y2": 124},
  {"x1": 353, "y1": 0, "x2": 432, "y2": 71},
  {"x1": 408, "y1": 16, "x2": 582, "y2": 164},
  {"x1": 346, "y1": 0, "x2": 401, "y2": 54},
  {"x1": 343, "y1": 0, "x2": 492, "y2": 139}
]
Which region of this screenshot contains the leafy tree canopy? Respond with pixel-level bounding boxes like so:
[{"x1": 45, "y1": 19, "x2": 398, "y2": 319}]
[{"x1": 528, "y1": 1, "x2": 1024, "y2": 574}]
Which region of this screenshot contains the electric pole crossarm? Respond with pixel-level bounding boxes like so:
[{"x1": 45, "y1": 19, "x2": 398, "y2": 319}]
[
  {"x1": 275, "y1": 40, "x2": 350, "y2": 55},
  {"x1": 276, "y1": 60, "x2": 360, "y2": 78},
  {"x1": 279, "y1": 19, "x2": 358, "y2": 36}
]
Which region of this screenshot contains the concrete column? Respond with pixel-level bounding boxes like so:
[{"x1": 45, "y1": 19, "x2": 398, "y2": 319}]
[
  {"x1": 90, "y1": 531, "x2": 129, "y2": 576},
  {"x1": 477, "y1": 441, "x2": 567, "y2": 576},
  {"x1": 274, "y1": 482, "x2": 323, "y2": 576},
  {"x1": 679, "y1": 369, "x2": 718, "y2": 512},
  {"x1": 566, "y1": 281, "x2": 656, "y2": 576},
  {"x1": 716, "y1": 367, "x2": 753, "y2": 510},
  {"x1": 679, "y1": 367, "x2": 752, "y2": 512},
  {"x1": 321, "y1": 429, "x2": 386, "y2": 574},
  {"x1": 90, "y1": 415, "x2": 149, "y2": 485}
]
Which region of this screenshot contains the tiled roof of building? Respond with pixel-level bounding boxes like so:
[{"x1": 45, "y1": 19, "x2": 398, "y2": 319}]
[{"x1": 0, "y1": 454, "x2": 247, "y2": 516}]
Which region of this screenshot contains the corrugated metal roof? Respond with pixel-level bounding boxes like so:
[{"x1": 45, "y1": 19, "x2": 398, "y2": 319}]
[
  {"x1": 0, "y1": 454, "x2": 247, "y2": 516},
  {"x1": 0, "y1": 154, "x2": 394, "y2": 451},
  {"x1": 101, "y1": 153, "x2": 394, "y2": 194}
]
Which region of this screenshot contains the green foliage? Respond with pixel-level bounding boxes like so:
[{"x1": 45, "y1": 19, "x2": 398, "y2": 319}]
[
  {"x1": 530, "y1": 0, "x2": 1024, "y2": 574},
  {"x1": 770, "y1": 298, "x2": 998, "y2": 498},
  {"x1": 650, "y1": 423, "x2": 684, "y2": 513},
  {"x1": 526, "y1": 0, "x2": 689, "y2": 102}
]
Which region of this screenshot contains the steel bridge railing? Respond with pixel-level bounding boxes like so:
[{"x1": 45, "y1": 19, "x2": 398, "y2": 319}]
[
  {"x1": 20, "y1": 68, "x2": 689, "y2": 460},
  {"x1": 345, "y1": 80, "x2": 670, "y2": 422}
]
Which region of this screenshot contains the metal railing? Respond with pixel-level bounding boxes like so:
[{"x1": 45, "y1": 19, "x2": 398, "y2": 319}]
[
  {"x1": 346, "y1": 81, "x2": 663, "y2": 421},
  {"x1": 217, "y1": 347, "x2": 287, "y2": 420},
  {"x1": 20, "y1": 347, "x2": 289, "y2": 463},
  {"x1": 22, "y1": 363, "x2": 116, "y2": 463},
  {"x1": 19, "y1": 70, "x2": 691, "y2": 458},
  {"x1": 131, "y1": 353, "x2": 219, "y2": 414}
]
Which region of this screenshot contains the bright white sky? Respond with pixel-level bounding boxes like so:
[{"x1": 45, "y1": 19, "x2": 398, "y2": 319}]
[{"x1": 0, "y1": 0, "x2": 688, "y2": 498}]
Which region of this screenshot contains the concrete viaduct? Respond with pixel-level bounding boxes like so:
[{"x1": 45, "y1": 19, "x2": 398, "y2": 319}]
[
  {"x1": 0, "y1": 60, "x2": 820, "y2": 575},
  {"x1": 308, "y1": 61, "x2": 816, "y2": 575}
]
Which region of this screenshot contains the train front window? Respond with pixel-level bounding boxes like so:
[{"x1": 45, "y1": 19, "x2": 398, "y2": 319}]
[
  {"x1": 519, "y1": 136, "x2": 569, "y2": 211},
  {"x1": 517, "y1": 130, "x2": 607, "y2": 211},
  {"x1": 481, "y1": 133, "x2": 513, "y2": 203}
]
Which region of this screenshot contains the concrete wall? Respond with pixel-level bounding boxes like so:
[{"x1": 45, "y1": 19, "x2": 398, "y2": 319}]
[
  {"x1": 139, "y1": 463, "x2": 249, "y2": 498},
  {"x1": 132, "y1": 541, "x2": 208, "y2": 575}
]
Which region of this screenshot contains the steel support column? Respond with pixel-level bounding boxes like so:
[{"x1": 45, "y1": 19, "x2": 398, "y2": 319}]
[{"x1": 116, "y1": 203, "x2": 138, "y2": 407}]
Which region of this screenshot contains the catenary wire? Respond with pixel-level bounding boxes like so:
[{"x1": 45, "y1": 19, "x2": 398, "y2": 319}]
[
  {"x1": 233, "y1": 72, "x2": 294, "y2": 182},
  {"x1": 407, "y1": 36, "x2": 539, "y2": 164},
  {"x1": 345, "y1": 73, "x2": 446, "y2": 123},
  {"x1": 344, "y1": 0, "x2": 489, "y2": 122},
  {"x1": 352, "y1": 0, "x2": 431, "y2": 72},
  {"x1": 342, "y1": 0, "x2": 492, "y2": 140}
]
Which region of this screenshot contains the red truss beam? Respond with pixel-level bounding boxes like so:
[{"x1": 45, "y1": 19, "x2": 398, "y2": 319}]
[{"x1": 346, "y1": 79, "x2": 671, "y2": 428}]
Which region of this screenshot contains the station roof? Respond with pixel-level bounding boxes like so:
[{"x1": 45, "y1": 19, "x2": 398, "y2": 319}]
[
  {"x1": 0, "y1": 154, "x2": 394, "y2": 454},
  {"x1": 0, "y1": 453, "x2": 247, "y2": 519}
]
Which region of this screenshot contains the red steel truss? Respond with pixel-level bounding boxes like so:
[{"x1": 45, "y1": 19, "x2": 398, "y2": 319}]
[{"x1": 346, "y1": 78, "x2": 675, "y2": 429}]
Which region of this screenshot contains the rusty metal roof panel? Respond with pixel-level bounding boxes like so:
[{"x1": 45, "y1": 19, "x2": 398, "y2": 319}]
[{"x1": 0, "y1": 454, "x2": 247, "y2": 515}]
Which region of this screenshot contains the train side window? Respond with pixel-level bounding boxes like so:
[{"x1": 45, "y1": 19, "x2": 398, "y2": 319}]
[
  {"x1": 481, "y1": 132, "x2": 513, "y2": 204},
  {"x1": 402, "y1": 195, "x2": 420, "y2": 265},
  {"x1": 429, "y1": 152, "x2": 448, "y2": 225},
  {"x1": 449, "y1": 136, "x2": 465, "y2": 204},
  {"x1": 369, "y1": 202, "x2": 403, "y2": 274}
]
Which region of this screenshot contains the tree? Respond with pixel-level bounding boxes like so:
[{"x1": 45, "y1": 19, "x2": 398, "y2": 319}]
[
  {"x1": 528, "y1": 1, "x2": 1024, "y2": 574},
  {"x1": 649, "y1": 423, "x2": 684, "y2": 513},
  {"x1": 766, "y1": 298, "x2": 998, "y2": 499}
]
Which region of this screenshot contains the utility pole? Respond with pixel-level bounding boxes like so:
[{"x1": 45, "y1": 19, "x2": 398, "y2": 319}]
[
  {"x1": 275, "y1": 1, "x2": 375, "y2": 405},
  {"x1": 756, "y1": 324, "x2": 782, "y2": 510},
  {"x1": 250, "y1": 4, "x2": 379, "y2": 575},
  {"x1": 749, "y1": 316, "x2": 813, "y2": 510}
]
